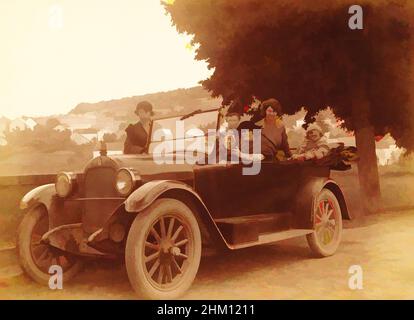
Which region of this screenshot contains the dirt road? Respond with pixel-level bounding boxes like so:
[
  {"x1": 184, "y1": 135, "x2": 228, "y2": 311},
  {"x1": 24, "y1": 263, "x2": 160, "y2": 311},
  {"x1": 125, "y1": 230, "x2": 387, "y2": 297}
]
[{"x1": 1, "y1": 210, "x2": 414, "y2": 300}]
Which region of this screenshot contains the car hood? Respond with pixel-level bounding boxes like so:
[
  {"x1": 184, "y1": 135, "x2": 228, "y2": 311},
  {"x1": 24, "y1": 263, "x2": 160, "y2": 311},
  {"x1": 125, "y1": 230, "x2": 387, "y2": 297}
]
[{"x1": 84, "y1": 154, "x2": 195, "y2": 182}]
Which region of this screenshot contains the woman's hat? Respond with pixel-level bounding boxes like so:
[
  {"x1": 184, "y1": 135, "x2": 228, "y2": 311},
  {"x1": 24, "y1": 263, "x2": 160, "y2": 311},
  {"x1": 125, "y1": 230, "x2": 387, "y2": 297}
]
[
  {"x1": 306, "y1": 123, "x2": 323, "y2": 134},
  {"x1": 260, "y1": 98, "x2": 282, "y2": 115},
  {"x1": 250, "y1": 98, "x2": 283, "y2": 123}
]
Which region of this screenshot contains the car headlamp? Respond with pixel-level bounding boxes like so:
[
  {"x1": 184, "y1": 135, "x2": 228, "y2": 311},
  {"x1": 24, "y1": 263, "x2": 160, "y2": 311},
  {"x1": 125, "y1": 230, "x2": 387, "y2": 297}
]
[
  {"x1": 55, "y1": 172, "x2": 75, "y2": 198},
  {"x1": 115, "y1": 168, "x2": 139, "y2": 196}
]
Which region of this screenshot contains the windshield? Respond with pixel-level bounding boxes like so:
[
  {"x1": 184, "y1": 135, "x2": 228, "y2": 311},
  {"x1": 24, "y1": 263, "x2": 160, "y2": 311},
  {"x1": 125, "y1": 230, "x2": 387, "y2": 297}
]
[{"x1": 148, "y1": 109, "x2": 220, "y2": 155}]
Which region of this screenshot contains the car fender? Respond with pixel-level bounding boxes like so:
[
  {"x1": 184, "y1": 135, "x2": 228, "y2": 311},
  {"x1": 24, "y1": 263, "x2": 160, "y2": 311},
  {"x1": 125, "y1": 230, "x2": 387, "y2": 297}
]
[
  {"x1": 323, "y1": 179, "x2": 351, "y2": 220},
  {"x1": 293, "y1": 178, "x2": 350, "y2": 229},
  {"x1": 125, "y1": 180, "x2": 198, "y2": 213},
  {"x1": 20, "y1": 184, "x2": 57, "y2": 211},
  {"x1": 92, "y1": 180, "x2": 229, "y2": 250}
]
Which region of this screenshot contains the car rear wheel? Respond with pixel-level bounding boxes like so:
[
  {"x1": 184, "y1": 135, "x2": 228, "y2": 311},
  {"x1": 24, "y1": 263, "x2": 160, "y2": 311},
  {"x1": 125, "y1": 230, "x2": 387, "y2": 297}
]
[
  {"x1": 125, "y1": 198, "x2": 202, "y2": 300},
  {"x1": 306, "y1": 189, "x2": 342, "y2": 257},
  {"x1": 17, "y1": 205, "x2": 83, "y2": 285}
]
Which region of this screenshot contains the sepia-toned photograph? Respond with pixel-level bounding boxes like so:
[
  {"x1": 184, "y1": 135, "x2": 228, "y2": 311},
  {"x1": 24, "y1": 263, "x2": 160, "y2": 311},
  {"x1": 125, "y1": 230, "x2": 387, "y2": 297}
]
[{"x1": 0, "y1": 0, "x2": 414, "y2": 305}]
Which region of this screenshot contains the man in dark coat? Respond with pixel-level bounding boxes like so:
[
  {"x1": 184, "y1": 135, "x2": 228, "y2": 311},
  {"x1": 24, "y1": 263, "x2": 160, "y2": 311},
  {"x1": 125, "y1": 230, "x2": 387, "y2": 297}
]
[{"x1": 123, "y1": 101, "x2": 154, "y2": 154}]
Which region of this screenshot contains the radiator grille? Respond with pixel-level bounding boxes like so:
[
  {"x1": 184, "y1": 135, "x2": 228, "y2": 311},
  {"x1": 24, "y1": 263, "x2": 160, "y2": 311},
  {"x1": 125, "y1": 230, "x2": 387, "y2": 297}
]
[
  {"x1": 83, "y1": 167, "x2": 119, "y2": 233},
  {"x1": 84, "y1": 167, "x2": 117, "y2": 197}
]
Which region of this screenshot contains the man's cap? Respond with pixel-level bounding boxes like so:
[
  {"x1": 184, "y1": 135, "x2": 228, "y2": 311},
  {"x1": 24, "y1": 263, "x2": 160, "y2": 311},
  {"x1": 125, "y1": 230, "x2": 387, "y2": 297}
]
[
  {"x1": 135, "y1": 101, "x2": 154, "y2": 115},
  {"x1": 226, "y1": 112, "x2": 241, "y2": 118},
  {"x1": 237, "y1": 120, "x2": 261, "y2": 131}
]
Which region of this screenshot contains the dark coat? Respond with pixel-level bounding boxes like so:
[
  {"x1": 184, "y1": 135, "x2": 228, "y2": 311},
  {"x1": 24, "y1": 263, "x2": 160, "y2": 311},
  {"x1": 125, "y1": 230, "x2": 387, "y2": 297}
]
[
  {"x1": 260, "y1": 123, "x2": 292, "y2": 159},
  {"x1": 123, "y1": 122, "x2": 148, "y2": 154}
]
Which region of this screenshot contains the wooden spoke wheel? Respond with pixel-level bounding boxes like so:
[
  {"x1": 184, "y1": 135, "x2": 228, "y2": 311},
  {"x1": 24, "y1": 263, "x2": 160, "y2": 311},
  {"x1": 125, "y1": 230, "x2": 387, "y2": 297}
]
[
  {"x1": 126, "y1": 198, "x2": 201, "y2": 300},
  {"x1": 307, "y1": 189, "x2": 343, "y2": 257}
]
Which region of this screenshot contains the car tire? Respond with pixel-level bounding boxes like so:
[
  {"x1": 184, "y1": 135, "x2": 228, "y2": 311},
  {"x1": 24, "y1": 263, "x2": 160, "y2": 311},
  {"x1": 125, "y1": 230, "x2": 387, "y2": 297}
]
[
  {"x1": 17, "y1": 205, "x2": 83, "y2": 285},
  {"x1": 125, "y1": 198, "x2": 202, "y2": 300},
  {"x1": 306, "y1": 189, "x2": 343, "y2": 257}
]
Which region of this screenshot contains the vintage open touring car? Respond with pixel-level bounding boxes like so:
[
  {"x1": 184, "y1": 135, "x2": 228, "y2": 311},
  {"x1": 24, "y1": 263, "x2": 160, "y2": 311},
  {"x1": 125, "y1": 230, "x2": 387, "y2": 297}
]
[{"x1": 17, "y1": 108, "x2": 352, "y2": 299}]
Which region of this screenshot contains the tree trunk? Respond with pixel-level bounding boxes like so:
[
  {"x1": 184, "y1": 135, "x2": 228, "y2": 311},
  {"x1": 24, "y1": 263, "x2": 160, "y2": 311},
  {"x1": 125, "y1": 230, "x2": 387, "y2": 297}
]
[
  {"x1": 351, "y1": 80, "x2": 382, "y2": 214},
  {"x1": 354, "y1": 126, "x2": 382, "y2": 214}
]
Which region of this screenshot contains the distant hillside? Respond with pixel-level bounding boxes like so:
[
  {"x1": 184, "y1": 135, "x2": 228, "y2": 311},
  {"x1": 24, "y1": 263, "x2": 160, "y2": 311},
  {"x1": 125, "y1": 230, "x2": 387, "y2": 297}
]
[{"x1": 69, "y1": 86, "x2": 222, "y2": 119}]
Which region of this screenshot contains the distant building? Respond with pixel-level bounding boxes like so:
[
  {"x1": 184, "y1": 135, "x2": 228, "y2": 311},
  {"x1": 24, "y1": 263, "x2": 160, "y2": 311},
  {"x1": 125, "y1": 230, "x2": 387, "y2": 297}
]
[
  {"x1": 8, "y1": 117, "x2": 37, "y2": 132},
  {"x1": 53, "y1": 124, "x2": 69, "y2": 132},
  {"x1": 327, "y1": 136, "x2": 356, "y2": 147},
  {"x1": 328, "y1": 133, "x2": 404, "y2": 166},
  {"x1": 9, "y1": 118, "x2": 27, "y2": 131},
  {"x1": 94, "y1": 115, "x2": 121, "y2": 132},
  {"x1": 92, "y1": 141, "x2": 123, "y2": 157},
  {"x1": 60, "y1": 114, "x2": 97, "y2": 131},
  {"x1": 24, "y1": 118, "x2": 37, "y2": 130},
  {"x1": 0, "y1": 134, "x2": 7, "y2": 146},
  {"x1": 70, "y1": 132, "x2": 97, "y2": 145},
  {"x1": 376, "y1": 145, "x2": 404, "y2": 166},
  {"x1": 82, "y1": 133, "x2": 98, "y2": 142},
  {"x1": 73, "y1": 127, "x2": 98, "y2": 134},
  {"x1": 375, "y1": 134, "x2": 404, "y2": 166},
  {"x1": 0, "y1": 117, "x2": 10, "y2": 134}
]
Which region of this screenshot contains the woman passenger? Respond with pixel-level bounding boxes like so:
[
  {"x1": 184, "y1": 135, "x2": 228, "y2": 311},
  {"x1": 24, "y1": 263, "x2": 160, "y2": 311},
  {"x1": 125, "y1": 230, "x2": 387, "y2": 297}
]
[{"x1": 252, "y1": 98, "x2": 292, "y2": 161}]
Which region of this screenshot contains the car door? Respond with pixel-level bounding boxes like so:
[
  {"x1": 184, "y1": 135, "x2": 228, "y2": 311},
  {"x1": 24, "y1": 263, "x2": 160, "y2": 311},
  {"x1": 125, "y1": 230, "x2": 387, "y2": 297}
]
[{"x1": 194, "y1": 160, "x2": 299, "y2": 219}]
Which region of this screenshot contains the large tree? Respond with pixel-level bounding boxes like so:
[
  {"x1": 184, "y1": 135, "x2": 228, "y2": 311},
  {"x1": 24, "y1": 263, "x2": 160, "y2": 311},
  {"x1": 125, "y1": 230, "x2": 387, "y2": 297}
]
[{"x1": 165, "y1": 0, "x2": 414, "y2": 213}]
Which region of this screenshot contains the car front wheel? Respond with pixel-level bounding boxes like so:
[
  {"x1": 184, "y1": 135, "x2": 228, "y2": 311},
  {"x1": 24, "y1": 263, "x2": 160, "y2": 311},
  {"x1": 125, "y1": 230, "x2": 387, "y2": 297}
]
[
  {"x1": 306, "y1": 189, "x2": 343, "y2": 257},
  {"x1": 17, "y1": 205, "x2": 83, "y2": 285},
  {"x1": 125, "y1": 198, "x2": 202, "y2": 300}
]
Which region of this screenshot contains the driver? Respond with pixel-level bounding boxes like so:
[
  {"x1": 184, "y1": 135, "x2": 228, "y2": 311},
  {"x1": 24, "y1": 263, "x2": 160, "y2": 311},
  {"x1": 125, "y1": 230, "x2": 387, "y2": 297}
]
[{"x1": 124, "y1": 101, "x2": 154, "y2": 154}]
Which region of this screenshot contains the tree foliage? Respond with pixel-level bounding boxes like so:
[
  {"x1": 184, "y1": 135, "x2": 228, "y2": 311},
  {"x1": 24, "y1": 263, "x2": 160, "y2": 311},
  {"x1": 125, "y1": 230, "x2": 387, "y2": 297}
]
[
  {"x1": 45, "y1": 117, "x2": 61, "y2": 129},
  {"x1": 102, "y1": 132, "x2": 118, "y2": 143},
  {"x1": 165, "y1": 0, "x2": 414, "y2": 149},
  {"x1": 3, "y1": 125, "x2": 76, "y2": 153}
]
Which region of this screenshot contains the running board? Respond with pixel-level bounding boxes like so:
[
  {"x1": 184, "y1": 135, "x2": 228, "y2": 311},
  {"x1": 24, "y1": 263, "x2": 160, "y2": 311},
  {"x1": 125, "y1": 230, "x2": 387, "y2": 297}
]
[
  {"x1": 215, "y1": 212, "x2": 291, "y2": 244},
  {"x1": 227, "y1": 229, "x2": 314, "y2": 250}
]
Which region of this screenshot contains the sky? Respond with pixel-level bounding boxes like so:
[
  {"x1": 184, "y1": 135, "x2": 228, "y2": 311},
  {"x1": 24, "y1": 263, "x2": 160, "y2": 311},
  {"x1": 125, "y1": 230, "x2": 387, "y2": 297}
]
[{"x1": 0, "y1": 0, "x2": 211, "y2": 119}]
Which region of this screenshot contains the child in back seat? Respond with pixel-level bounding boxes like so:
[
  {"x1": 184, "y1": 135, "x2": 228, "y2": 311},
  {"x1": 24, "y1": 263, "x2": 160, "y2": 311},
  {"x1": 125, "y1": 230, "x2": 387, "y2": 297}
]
[{"x1": 291, "y1": 123, "x2": 330, "y2": 161}]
